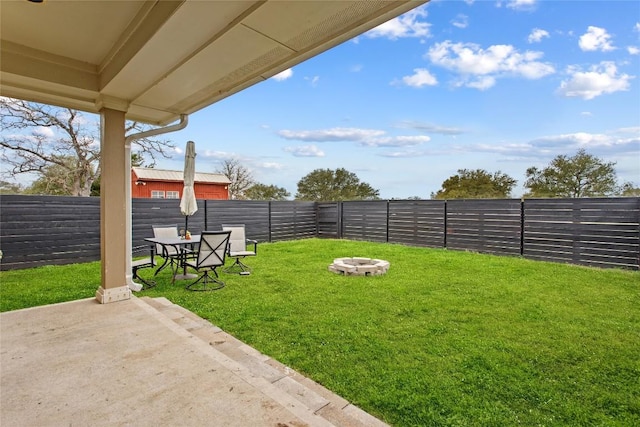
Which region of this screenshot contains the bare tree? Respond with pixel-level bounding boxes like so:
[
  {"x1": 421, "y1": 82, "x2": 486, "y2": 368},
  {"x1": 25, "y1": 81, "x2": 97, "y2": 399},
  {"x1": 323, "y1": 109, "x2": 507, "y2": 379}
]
[
  {"x1": 216, "y1": 158, "x2": 255, "y2": 199},
  {"x1": 0, "y1": 98, "x2": 175, "y2": 196}
]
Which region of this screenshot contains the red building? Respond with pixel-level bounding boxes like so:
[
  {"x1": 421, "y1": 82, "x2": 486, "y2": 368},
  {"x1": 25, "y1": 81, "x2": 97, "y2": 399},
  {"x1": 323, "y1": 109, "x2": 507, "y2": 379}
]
[{"x1": 131, "y1": 167, "x2": 230, "y2": 200}]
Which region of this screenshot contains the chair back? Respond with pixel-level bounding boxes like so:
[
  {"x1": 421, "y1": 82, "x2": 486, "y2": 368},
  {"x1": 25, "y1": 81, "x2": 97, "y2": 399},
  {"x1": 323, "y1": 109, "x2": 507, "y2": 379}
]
[
  {"x1": 152, "y1": 224, "x2": 179, "y2": 256},
  {"x1": 196, "y1": 231, "x2": 231, "y2": 269},
  {"x1": 222, "y1": 224, "x2": 246, "y2": 253}
]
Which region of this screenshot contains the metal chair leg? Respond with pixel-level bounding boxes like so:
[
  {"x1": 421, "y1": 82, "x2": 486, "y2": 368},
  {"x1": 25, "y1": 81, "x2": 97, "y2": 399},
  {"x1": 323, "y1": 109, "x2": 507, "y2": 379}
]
[
  {"x1": 186, "y1": 269, "x2": 225, "y2": 291},
  {"x1": 224, "y1": 258, "x2": 252, "y2": 275}
]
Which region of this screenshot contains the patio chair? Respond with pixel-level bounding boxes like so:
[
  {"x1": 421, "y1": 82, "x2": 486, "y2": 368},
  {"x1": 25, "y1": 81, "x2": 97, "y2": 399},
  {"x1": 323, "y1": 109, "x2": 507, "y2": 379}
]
[
  {"x1": 183, "y1": 230, "x2": 231, "y2": 291},
  {"x1": 222, "y1": 224, "x2": 257, "y2": 275},
  {"x1": 131, "y1": 245, "x2": 156, "y2": 289},
  {"x1": 152, "y1": 224, "x2": 180, "y2": 274}
]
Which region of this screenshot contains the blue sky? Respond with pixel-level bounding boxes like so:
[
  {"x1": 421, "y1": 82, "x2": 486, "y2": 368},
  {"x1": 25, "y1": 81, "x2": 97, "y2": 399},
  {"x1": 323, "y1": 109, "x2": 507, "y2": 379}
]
[{"x1": 160, "y1": 0, "x2": 640, "y2": 199}]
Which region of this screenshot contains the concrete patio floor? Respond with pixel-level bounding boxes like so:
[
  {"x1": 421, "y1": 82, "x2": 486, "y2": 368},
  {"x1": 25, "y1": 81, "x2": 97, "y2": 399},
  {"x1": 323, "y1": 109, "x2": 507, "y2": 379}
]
[{"x1": 1, "y1": 296, "x2": 388, "y2": 427}]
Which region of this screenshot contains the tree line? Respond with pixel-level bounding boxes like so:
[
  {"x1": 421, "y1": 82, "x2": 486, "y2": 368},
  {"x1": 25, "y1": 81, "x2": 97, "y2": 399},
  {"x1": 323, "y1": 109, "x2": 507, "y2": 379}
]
[
  {"x1": 430, "y1": 151, "x2": 639, "y2": 199},
  {"x1": 2, "y1": 101, "x2": 638, "y2": 200}
]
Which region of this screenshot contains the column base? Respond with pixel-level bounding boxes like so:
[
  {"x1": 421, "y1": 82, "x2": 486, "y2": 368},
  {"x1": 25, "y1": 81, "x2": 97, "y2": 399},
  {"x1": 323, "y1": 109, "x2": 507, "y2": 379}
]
[{"x1": 95, "y1": 285, "x2": 132, "y2": 304}]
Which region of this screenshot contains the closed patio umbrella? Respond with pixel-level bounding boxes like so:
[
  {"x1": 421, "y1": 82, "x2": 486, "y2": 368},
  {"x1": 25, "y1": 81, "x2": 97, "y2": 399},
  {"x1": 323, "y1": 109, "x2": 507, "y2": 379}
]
[
  {"x1": 176, "y1": 140, "x2": 198, "y2": 281},
  {"x1": 179, "y1": 140, "x2": 198, "y2": 232}
]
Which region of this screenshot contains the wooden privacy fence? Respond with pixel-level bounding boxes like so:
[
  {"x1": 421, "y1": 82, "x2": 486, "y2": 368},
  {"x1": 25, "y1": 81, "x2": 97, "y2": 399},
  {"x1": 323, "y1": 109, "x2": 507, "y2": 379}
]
[
  {"x1": 318, "y1": 197, "x2": 639, "y2": 270},
  {"x1": 0, "y1": 196, "x2": 316, "y2": 271},
  {"x1": 1, "y1": 195, "x2": 638, "y2": 271}
]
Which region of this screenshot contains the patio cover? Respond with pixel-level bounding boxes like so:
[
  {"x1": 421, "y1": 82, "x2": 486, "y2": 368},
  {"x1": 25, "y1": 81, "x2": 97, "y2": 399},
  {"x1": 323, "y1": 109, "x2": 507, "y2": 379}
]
[{"x1": 0, "y1": 0, "x2": 428, "y2": 302}]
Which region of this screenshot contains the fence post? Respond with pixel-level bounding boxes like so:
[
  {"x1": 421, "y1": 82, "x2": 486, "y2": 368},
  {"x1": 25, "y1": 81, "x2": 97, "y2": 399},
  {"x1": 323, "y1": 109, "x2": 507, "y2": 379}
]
[
  {"x1": 386, "y1": 200, "x2": 390, "y2": 243},
  {"x1": 520, "y1": 200, "x2": 525, "y2": 256},
  {"x1": 338, "y1": 202, "x2": 343, "y2": 239},
  {"x1": 443, "y1": 200, "x2": 448, "y2": 249},
  {"x1": 268, "y1": 201, "x2": 272, "y2": 242}
]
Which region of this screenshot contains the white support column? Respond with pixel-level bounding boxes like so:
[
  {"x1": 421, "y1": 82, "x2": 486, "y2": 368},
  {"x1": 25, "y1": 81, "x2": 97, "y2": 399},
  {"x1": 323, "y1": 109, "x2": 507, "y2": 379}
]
[
  {"x1": 96, "y1": 107, "x2": 131, "y2": 303},
  {"x1": 124, "y1": 137, "x2": 143, "y2": 292}
]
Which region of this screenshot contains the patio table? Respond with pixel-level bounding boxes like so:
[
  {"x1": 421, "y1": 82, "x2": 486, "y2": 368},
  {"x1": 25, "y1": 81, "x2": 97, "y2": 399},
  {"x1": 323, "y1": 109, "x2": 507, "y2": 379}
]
[{"x1": 144, "y1": 234, "x2": 201, "y2": 281}]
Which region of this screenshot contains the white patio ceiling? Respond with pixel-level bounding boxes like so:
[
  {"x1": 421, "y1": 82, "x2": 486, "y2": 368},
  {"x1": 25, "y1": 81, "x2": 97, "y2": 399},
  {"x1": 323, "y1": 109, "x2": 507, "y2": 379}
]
[{"x1": 1, "y1": 0, "x2": 427, "y2": 125}]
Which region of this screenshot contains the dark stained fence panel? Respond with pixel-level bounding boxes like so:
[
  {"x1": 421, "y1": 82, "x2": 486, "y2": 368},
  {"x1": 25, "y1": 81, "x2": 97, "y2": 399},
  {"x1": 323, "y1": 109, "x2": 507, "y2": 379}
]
[
  {"x1": 132, "y1": 198, "x2": 206, "y2": 250},
  {"x1": 0, "y1": 195, "x2": 100, "y2": 269},
  {"x1": 270, "y1": 201, "x2": 317, "y2": 241},
  {"x1": 524, "y1": 198, "x2": 640, "y2": 269},
  {"x1": 342, "y1": 201, "x2": 388, "y2": 243},
  {"x1": 317, "y1": 203, "x2": 340, "y2": 238},
  {"x1": 388, "y1": 200, "x2": 445, "y2": 247},
  {"x1": 204, "y1": 200, "x2": 270, "y2": 243},
  {"x1": 446, "y1": 199, "x2": 522, "y2": 256}
]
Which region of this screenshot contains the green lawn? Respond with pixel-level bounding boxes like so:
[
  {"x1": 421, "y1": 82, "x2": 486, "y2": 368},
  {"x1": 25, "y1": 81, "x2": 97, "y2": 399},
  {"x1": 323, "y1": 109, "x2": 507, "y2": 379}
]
[{"x1": 1, "y1": 238, "x2": 639, "y2": 426}]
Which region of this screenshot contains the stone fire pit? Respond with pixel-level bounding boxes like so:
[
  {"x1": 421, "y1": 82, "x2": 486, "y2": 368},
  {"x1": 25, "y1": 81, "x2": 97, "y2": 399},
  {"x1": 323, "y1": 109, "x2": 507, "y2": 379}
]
[{"x1": 328, "y1": 257, "x2": 390, "y2": 276}]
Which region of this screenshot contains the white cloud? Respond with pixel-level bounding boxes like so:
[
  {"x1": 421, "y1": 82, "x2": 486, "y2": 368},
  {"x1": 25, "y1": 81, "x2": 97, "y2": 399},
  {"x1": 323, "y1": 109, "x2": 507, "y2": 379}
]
[
  {"x1": 271, "y1": 68, "x2": 293, "y2": 81},
  {"x1": 527, "y1": 28, "x2": 549, "y2": 43},
  {"x1": 283, "y1": 145, "x2": 324, "y2": 157},
  {"x1": 200, "y1": 150, "x2": 236, "y2": 160},
  {"x1": 451, "y1": 14, "x2": 468, "y2": 29},
  {"x1": 505, "y1": 0, "x2": 537, "y2": 11},
  {"x1": 398, "y1": 121, "x2": 466, "y2": 135},
  {"x1": 277, "y1": 127, "x2": 431, "y2": 149},
  {"x1": 454, "y1": 129, "x2": 639, "y2": 160},
  {"x1": 529, "y1": 131, "x2": 640, "y2": 155},
  {"x1": 627, "y1": 46, "x2": 640, "y2": 55},
  {"x1": 33, "y1": 126, "x2": 55, "y2": 138},
  {"x1": 365, "y1": 6, "x2": 430, "y2": 40},
  {"x1": 531, "y1": 132, "x2": 610, "y2": 148},
  {"x1": 305, "y1": 76, "x2": 320, "y2": 87},
  {"x1": 557, "y1": 62, "x2": 633, "y2": 100},
  {"x1": 350, "y1": 64, "x2": 363, "y2": 73},
  {"x1": 360, "y1": 135, "x2": 431, "y2": 147},
  {"x1": 277, "y1": 127, "x2": 385, "y2": 142},
  {"x1": 259, "y1": 162, "x2": 285, "y2": 170},
  {"x1": 579, "y1": 26, "x2": 615, "y2": 52},
  {"x1": 379, "y1": 149, "x2": 429, "y2": 158},
  {"x1": 615, "y1": 126, "x2": 640, "y2": 135},
  {"x1": 399, "y1": 68, "x2": 438, "y2": 88},
  {"x1": 426, "y1": 41, "x2": 554, "y2": 89},
  {"x1": 466, "y1": 76, "x2": 496, "y2": 91},
  {"x1": 472, "y1": 142, "x2": 534, "y2": 155},
  {"x1": 634, "y1": 22, "x2": 640, "y2": 32}
]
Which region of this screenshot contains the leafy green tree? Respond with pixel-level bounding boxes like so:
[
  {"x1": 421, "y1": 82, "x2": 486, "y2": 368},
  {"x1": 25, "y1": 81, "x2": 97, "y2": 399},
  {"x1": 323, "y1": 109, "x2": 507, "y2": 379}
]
[
  {"x1": 245, "y1": 183, "x2": 290, "y2": 201},
  {"x1": 1, "y1": 99, "x2": 175, "y2": 196},
  {"x1": 216, "y1": 158, "x2": 255, "y2": 200},
  {"x1": 24, "y1": 156, "x2": 82, "y2": 195},
  {"x1": 619, "y1": 182, "x2": 640, "y2": 197},
  {"x1": 0, "y1": 180, "x2": 23, "y2": 195},
  {"x1": 131, "y1": 153, "x2": 146, "y2": 167},
  {"x1": 391, "y1": 196, "x2": 424, "y2": 200},
  {"x1": 431, "y1": 169, "x2": 517, "y2": 199},
  {"x1": 295, "y1": 168, "x2": 380, "y2": 201},
  {"x1": 524, "y1": 149, "x2": 618, "y2": 198}
]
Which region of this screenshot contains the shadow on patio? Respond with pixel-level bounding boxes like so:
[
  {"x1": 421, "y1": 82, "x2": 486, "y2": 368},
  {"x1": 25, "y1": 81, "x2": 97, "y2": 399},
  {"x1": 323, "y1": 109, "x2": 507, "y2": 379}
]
[{"x1": 1, "y1": 296, "x2": 387, "y2": 427}]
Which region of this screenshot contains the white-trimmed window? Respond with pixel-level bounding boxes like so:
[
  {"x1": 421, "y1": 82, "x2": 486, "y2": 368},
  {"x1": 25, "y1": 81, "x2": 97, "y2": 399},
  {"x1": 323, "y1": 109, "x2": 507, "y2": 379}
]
[
  {"x1": 166, "y1": 191, "x2": 180, "y2": 199},
  {"x1": 151, "y1": 190, "x2": 165, "y2": 199}
]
